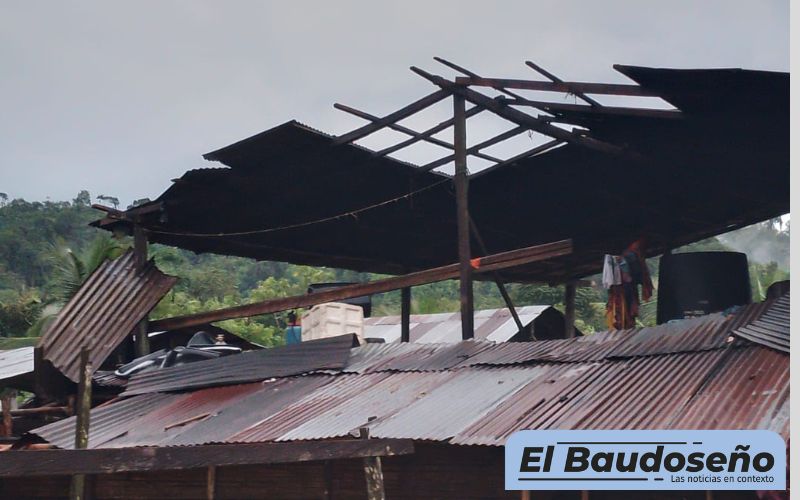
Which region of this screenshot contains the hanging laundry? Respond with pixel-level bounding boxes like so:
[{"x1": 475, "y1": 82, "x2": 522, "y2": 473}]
[
  {"x1": 604, "y1": 238, "x2": 655, "y2": 330},
  {"x1": 602, "y1": 254, "x2": 622, "y2": 289}
]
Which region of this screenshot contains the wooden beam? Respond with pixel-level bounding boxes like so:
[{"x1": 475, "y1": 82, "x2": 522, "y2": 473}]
[
  {"x1": 420, "y1": 126, "x2": 527, "y2": 173},
  {"x1": 206, "y1": 466, "x2": 216, "y2": 500},
  {"x1": 411, "y1": 67, "x2": 638, "y2": 159},
  {"x1": 360, "y1": 428, "x2": 386, "y2": 500},
  {"x1": 1, "y1": 391, "x2": 13, "y2": 438},
  {"x1": 0, "y1": 439, "x2": 414, "y2": 477},
  {"x1": 525, "y1": 61, "x2": 603, "y2": 108},
  {"x1": 564, "y1": 281, "x2": 577, "y2": 339},
  {"x1": 453, "y1": 93, "x2": 474, "y2": 340},
  {"x1": 148, "y1": 239, "x2": 572, "y2": 332},
  {"x1": 400, "y1": 287, "x2": 411, "y2": 343},
  {"x1": 454, "y1": 75, "x2": 660, "y2": 97},
  {"x1": 374, "y1": 104, "x2": 484, "y2": 158},
  {"x1": 133, "y1": 225, "x2": 150, "y2": 358},
  {"x1": 333, "y1": 90, "x2": 450, "y2": 146},
  {"x1": 468, "y1": 218, "x2": 525, "y2": 335},
  {"x1": 470, "y1": 139, "x2": 564, "y2": 179},
  {"x1": 335, "y1": 103, "x2": 501, "y2": 163},
  {"x1": 501, "y1": 97, "x2": 681, "y2": 119},
  {"x1": 70, "y1": 348, "x2": 92, "y2": 500}
]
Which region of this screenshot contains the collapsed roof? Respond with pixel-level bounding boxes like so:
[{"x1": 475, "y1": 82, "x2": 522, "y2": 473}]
[{"x1": 94, "y1": 64, "x2": 788, "y2": 283}]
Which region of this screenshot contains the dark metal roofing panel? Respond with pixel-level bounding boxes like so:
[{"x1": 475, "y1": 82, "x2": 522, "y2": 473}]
[
  {"x1": 275, "y1": 371, "x2": 458, "y2": 442},
  {"x1": 606, "y1": 313, "x2": 732, "y2": 358},
  {"x1": 0, "y1": 347, "x2": 33, "y2": 385},
  {"x1": 37, "y1": 251, "x2": 177, "y2": 382},
  {"x1": 733, "y1": 294, "x2": 790, "y2": 352},
  {"x1": 669, "y1": 345, "x2": 789, "y2": 437},
  {"x1": 230, "y1": 373, "x2": 390, "y2": 443},
  {"x1": 30, "y1": 392, "x2": 177, "y2": 449},
  {"x1": 122, "y1": 334, "x2": 356, "y2": 396},
  {"x1": 168, "y1": 376, "x2": 333, "y2": 446}
]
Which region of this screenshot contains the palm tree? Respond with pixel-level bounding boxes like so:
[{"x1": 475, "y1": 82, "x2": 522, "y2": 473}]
[{"x1": 27, "y1": 236, "x2": 126, "y2": 336}]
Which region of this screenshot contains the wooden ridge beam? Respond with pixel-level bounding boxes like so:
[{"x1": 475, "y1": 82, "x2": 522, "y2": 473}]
[
  {"x1": 333, "y1": 89, "x2": 450, "y2": 146},
  {"x1": 149, "y1": 239, "x2": 573, "y2": 332},
  {"x1": 411, "y1": 67, "x2": 638, "y2": 159},
  {"x1": 0, "y1": 439, "x2": 414, "y2": 477},
  {"x1": 453, "y1": 75, "x2": 660, "y2": 97}
]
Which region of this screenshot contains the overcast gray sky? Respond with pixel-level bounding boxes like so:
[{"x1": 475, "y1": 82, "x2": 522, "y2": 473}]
[{"x1": 0, "y1": 0, "x2": 789, "y2": 207}]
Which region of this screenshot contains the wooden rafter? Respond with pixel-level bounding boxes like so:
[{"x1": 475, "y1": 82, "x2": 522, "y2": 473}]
[
  {"x1": 411, "y1": 67, "x2": 640, "y2": 159},
  {"x1": 420, "y1": 126, "x2": 527, "y2": 173},
  {"x1": 524, "y1": 61, "x2": 603, "y2": 108},
  {"x1": 470, "y1": 139, "x2": 564, "y2": 179},
  {"x1": 333, "y1": 90, "x2": 450, "y2": 146},
  {"x1": 335, "y1": 103, "x2": 501, "y2": 163},
  {"x1": 500, "y1": 96, "x2": 682, "y2": 120},
  {"x1": 374, "y1": 104, "x2": 483, "y2": 157}
]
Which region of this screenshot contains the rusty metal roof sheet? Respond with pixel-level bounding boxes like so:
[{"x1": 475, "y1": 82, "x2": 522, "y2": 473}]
[
  {"x1": 28, "y1": 298, "x2": 789, "y2": 449},
  {"x1": 0, "y1": 347, "x2": 34, "y2": 387},
  {"x1": 364, "y1": 306, "x2": 553, "y2": 343},
  {"x1": 37, "y1": 251, "x2": 177, "y2": 382},
  {"x1": 122, "y1": 334, "x2": 357, "y2": 396},
  {"x1": 732, "y1": 293, "x2": 790, "y2": 352}
]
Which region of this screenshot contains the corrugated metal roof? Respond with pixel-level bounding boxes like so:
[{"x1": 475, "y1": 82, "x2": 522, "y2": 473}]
[
  {"x1": 0, "y1": 347, "x2": 34, "y2": 385},
  {"x1": 363, "y1": 306, "x2": 552, "y2": 343},
  {"x1": 28, "y1": 297, "x2": 789, "y2": 449},
  {"x1": 37, "y1": 251, "x2": 177, "y2": 382},
  {"x1": 122, "y1": 334, "x2": 356, "y2": 396},
  {"x1": 732, "y1": 293, "x2": 790, "y2": 352}
]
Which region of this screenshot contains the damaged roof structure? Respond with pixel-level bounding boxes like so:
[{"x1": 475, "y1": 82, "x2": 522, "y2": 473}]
[
  {"x1": 1, "y1": 293, "x2": 789, "y2": 499},
  {"x1": 0, "y1": 60, "x2": 788, "y2": 499}
]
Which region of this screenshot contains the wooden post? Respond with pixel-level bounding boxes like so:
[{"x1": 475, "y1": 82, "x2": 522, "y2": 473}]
[
  {"x1": 359, "y1": 428, "x2": 385, "y2": 500},
  {"x1": 564, "y1": 281, "x2": 577, "y2": 339},
  {"x1": 323, "y1": 460, "x2": 334, "y2": 500},
  {"x1": 581, "y1": 491, "x2": 590, "y2": 500},
  {"x1": 453, "y1": 93, "x2": 474, "y2": 339},
  {"x1": 1, "y1": 390, "x2": 14, "y2": 437},
  {"x1": 400, "y1": 287, "x2": 411, "y2": 343},
  {"x1": 133, "y1": 225, "x2": 150, "y2": 357},
  {"x1": 206, "y1": 466, "x2": 216, "y2": 500},
  {"x1": 70, "y1": 348, "x2": 92, "y2": 500}
]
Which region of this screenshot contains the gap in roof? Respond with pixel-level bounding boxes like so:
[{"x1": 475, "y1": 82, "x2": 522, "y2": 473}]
[{"x1": 387, "y1": 139, "x2": 453, "y2": 168}]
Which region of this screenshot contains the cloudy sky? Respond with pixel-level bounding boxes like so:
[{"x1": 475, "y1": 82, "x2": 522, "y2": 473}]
[{"x1": 1, "y1": 1, "x2": 789, "y2": 207}]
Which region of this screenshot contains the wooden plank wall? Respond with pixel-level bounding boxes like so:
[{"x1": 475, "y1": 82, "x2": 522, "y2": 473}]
[{"x1": 0, "y1": 443, "x2": 758, "y2": 500}]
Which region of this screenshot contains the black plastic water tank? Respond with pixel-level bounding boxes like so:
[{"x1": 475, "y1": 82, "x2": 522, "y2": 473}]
[{"x1": 656, "y1": 251, "x2": 751, "y2": 324}]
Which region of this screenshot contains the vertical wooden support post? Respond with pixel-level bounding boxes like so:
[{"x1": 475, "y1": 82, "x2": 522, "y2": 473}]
[
  {"x1": 206, "y1": 466, "x2": 217, "y2": 500},
  {"x1": 70, "y1": 348, "x2": 92, "y2": 500},
  {"x1": 1, "y1": 390, "x2": 14, "y2": 437},
  {"x1": 453, "y1": 93, "x2": 474, "y2": 339},
  {"x1": 359, "y1": 427, "x2": 385, "y2": 500},
  {"x1": 564, "y1": 281, "x2": 577, "y2": 339},
  {"x1": 581, "y1": 491, "x2": 590, "y2": 500},
  {"x1": 400, "y1": 287, "x2": 411, "y2": 343},
  {"x1": 520, "y1": 491, "x2": 530, "y2": 500},
  {"x1": 323, "y1": 460, "x2": 334, "y2": 500},
  {"x1": 133, "y1": 225, "x2": 150, "y2": 357}
]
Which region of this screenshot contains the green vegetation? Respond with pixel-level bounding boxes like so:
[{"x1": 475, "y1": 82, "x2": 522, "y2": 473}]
[{"x1": 0, "y1": 192, "x2": 789, "y2": 345}]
